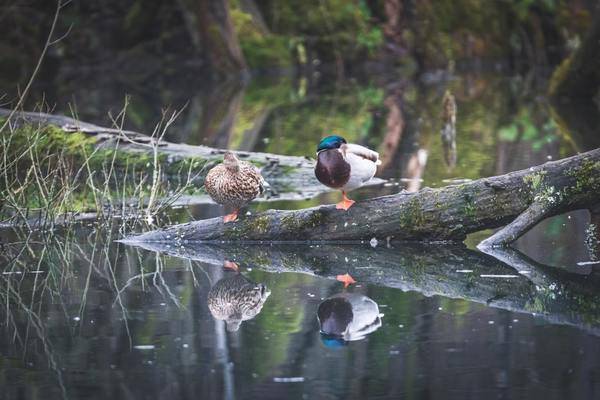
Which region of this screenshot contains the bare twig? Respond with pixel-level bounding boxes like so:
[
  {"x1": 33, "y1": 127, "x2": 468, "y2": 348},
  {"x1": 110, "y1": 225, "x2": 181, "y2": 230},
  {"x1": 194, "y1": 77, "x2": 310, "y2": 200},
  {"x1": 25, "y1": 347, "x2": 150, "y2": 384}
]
[{"x1": 0, "y1": 0, "x2": 64, "y2": 133}]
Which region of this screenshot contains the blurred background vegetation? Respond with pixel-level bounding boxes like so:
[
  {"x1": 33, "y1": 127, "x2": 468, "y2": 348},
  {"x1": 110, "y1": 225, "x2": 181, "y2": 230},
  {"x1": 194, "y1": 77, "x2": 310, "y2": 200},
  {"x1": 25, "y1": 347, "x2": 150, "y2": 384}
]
[
  {"x1": 1, "y1": 0, "x2": 599, "y2": 145},
  {"x1": 1, "y1": 1, "x2": 598, "y2": 89}
]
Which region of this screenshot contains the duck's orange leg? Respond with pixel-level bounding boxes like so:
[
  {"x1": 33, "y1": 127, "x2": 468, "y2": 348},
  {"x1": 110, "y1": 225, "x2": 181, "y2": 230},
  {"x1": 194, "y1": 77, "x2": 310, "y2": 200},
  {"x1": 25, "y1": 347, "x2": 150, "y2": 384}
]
[
  {"x1": 335, "y1": 192, "x2": 355, "y2": 210},
  {"x1": 223, "y1": 210, "x2": 239, "y2": 223},
  {"x1": 336, "y1": 273, "x2": 357, "y2": 288}
]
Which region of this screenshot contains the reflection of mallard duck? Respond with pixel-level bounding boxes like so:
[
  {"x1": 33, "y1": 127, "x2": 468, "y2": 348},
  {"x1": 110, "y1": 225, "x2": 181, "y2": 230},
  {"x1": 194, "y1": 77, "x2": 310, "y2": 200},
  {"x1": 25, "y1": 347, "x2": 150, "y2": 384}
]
[
  {"x1": 317, "y1": 292, "x2": 382, "y2": 344},
  {"x1": 204, "y1": 151, "x2": 268, "y2": 223},
  {"x1": 207, "y1": 273, "x2": 271, "y2": 332},
  {"x1": 314, "y1": 135, "x2": 381, "y2": 210}
]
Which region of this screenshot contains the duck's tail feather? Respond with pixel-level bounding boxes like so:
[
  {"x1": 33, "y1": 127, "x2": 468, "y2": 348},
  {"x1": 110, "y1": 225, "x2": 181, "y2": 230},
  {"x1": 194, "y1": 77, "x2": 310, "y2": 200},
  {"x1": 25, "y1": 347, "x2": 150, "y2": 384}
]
[{"x1": 342, "y1": 143, "x2": 380, "y2": 163}]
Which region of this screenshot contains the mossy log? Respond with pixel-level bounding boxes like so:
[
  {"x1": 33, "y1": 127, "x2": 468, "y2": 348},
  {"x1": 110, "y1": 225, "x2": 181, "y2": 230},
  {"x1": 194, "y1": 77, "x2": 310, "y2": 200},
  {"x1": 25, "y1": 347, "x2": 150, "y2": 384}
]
[
  {"x1": 123, "y1": 148, "x2": 600, "y2": 246},
  {"x1": 0, "y1": 108, "x2": 383, "y2": 204},
  {"x1": 122, "y1": 241, "x2": 600, "y2": 335},
  {"x1": 0, "y1": 108, "x2": 311, "y2": 167}
]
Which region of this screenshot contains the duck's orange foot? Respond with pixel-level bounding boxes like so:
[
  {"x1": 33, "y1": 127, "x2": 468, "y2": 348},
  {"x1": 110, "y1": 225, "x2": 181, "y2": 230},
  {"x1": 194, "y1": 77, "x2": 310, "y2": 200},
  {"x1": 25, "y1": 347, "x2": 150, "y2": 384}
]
[
  {"x1": 223, "y1": 212, "x2": 238, "y2": 223},
  {"x1": 336, "y1": 273, "x2": 357, "y2": 288},
  {"x1": 335, "y1": 197, "x2": 355, "y2": 210},
  {"x1": 223, "y1": 260, "x2": 239, "y2": 272}
]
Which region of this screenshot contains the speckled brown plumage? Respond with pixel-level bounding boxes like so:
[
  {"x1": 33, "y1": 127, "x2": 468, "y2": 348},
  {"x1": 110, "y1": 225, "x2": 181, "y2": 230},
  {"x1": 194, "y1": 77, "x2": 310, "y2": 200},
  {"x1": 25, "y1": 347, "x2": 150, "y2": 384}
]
[
  {"x1": 204, "y1": 151, "x2": 266, "y2": 210},
  {"x1": 207, "y1": 273, "x2": 270, "y2": 332}
]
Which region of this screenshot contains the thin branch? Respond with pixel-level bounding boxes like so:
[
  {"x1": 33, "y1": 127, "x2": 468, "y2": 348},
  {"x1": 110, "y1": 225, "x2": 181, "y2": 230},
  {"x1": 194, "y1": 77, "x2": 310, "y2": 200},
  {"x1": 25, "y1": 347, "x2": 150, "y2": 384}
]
[
  {"x1": 48, "y1": 22, "x2": 73, "y2": 45},
  {"x1": 478, "y1": 201, "x2": 555, "y2": 249},
  {"x1": 0, "y1": 0, "x2": 63, "y2": 133}
]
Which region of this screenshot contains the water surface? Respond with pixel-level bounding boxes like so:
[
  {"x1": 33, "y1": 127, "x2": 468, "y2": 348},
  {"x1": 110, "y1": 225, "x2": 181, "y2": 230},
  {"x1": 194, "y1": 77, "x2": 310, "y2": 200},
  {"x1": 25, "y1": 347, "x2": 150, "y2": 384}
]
[
  {"x1": 1, "y1": 69, "x2": 599, "y2": 399},
  {"x1": 1, "y1": 230, "x2": 600, "y2": 400}
]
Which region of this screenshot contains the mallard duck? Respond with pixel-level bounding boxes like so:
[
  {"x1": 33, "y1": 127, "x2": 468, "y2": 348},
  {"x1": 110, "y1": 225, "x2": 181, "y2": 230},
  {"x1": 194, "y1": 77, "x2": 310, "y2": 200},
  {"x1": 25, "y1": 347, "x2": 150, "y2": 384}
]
[
  {"x1": 204, "y1": 151, "x2": 267, "y2": 222},
  {"x1": 317, "y1": 292, "x2": 382, "y2": 344},
  {"x1": 207, "y1": 270, "x2": 271, "y2": 332},
  {"x1": 314, "y1": 135, "x2": 381, "y2": 210}
]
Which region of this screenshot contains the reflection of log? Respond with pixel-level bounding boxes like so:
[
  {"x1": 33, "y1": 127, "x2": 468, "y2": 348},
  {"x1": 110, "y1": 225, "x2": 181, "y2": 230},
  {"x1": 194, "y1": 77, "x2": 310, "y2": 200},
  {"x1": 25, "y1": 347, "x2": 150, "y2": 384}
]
[
  {"x1": 123, "y1": 149, "x2": 600, "y2": 246},
  {"x1": 124, "y1": 242, "x2": 600, "y2": 336}
]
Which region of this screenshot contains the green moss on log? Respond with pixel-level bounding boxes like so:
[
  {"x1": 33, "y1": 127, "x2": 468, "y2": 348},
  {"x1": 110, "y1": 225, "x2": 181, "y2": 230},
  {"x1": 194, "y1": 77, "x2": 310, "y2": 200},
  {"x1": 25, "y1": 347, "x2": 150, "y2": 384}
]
[
  {"x1": 281, "y1": 210, "x2": 325, "y2": 233},
  {"x1": 399, "y1": 198, "x2": 425, "y2": 229},
  {"x1": 568, "y1": 159, "x2": 600, "y2": 195}
]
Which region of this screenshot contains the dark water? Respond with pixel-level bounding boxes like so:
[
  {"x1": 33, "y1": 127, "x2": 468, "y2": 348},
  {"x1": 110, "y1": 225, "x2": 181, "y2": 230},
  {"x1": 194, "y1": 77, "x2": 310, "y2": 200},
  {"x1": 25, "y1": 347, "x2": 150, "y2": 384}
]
[
  {"x1": 1, "y1": 69, "x2": 600, "y2": 399},
  {"x1": 2, "y1": 231, "x2": 600, "y2": 400}
]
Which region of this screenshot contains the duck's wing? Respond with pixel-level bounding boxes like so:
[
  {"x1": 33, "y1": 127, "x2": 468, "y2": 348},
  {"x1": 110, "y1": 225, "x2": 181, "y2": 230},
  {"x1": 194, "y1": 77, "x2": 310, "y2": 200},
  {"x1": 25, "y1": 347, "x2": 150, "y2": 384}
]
[
  {"x1": 251, "y1": 164, "x2": 270, "y2": 194},
  {"x1": 342, "y1": 143, "x2": 381, "y2": 165},
  {"x1": 241, "y1": 161, "x2": 269, "y2": 195}
]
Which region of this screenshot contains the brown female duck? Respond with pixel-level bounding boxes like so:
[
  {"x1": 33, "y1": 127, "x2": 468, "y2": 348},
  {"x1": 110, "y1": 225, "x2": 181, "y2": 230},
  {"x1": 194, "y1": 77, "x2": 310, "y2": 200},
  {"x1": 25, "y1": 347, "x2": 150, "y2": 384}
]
[{"x1": 204, "y1": 151, "x2": 267, "y2": 222}]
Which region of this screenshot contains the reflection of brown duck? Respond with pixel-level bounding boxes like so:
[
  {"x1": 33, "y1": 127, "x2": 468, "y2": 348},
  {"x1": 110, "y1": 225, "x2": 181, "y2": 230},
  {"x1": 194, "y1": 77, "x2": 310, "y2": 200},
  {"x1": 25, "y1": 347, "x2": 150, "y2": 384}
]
[{"x1": 207, "y1": 273, "x2": 271, "y2": 332}]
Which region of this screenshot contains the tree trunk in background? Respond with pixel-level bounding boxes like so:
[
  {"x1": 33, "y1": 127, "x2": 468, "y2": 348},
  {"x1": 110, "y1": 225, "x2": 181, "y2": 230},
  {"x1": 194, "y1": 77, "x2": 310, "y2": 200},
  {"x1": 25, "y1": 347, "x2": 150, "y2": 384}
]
[
  {"x1": 379, "y1": 88, "x2": 405, "y2": 170},
  {"x1": 378, "y1": 82, "x2": 428, "y2": 193},
  {"x1": 178, "y1": 0, "x2": 247, "y2": 79},
  {"x1": 383, "y1": 0, "x2": 405, "y2": 56},
  {"x1": 550, "y1": 5, "x2": 600, "y2": 100}
]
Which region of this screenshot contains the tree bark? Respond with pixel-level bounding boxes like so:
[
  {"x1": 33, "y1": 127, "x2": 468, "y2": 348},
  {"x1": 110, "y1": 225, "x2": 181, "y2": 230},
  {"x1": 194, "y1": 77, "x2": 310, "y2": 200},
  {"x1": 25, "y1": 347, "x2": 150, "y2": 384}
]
[
  {"x1": 440, "y1": 91, "x2": 457, "y2": 169},
  {"x1": 379, "y1": 89, "x2": 405, "y2": 170},
  {"x1": 382, "y1": 0, "x2": 405, "y2": 56},
  {"x1": 122, "y1": 148, "x2": 600, "y2": 245}
]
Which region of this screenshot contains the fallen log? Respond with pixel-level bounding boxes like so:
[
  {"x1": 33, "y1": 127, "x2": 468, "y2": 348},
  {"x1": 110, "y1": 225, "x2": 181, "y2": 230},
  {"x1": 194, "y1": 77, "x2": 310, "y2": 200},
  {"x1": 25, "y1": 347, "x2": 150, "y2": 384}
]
[
  {"x1": 122, "y1": 148, "x2": 600, "y2": 246},
  {"x1": 0, "y1": 108, "x2": 384, "y2": 209},
  {"x1": 0, "y1": 108, "x2": 311, "y2": 166}
]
